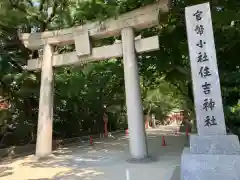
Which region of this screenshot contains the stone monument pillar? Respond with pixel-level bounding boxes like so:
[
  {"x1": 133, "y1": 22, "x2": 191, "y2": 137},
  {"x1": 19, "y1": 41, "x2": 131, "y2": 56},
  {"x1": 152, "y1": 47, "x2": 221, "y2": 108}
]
[{"x1": 168, "y1": 2, "x2": 240, "y2": 180}]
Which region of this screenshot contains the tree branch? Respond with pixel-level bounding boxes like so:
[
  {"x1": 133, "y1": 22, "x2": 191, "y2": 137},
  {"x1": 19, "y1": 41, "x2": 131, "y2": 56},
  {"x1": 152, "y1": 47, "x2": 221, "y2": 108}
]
[
  {"x1": 26, "y1": 0, "x2": 34, "y2": 7},
  {"x1": 0, "y1": 24, "x2": 15, "y2": 34},
  {"x1": 39, "y1": 0, "x2": 46, "y2": 11},
  {"x1": 9, "y1": 0, "x2": 45, "y2": 24},
  {"x1": 46, "y1": 0, "x2": 58, "y2": 24},
  {"x1": 0, "y1": 24, "x2": 31, "y2": 59},
  {"x1": 71, "y1": 16, "x2": 78, "y2": 26},
  {"x1": 8, "y1": 60, "x2": 24, "y2": 72}
]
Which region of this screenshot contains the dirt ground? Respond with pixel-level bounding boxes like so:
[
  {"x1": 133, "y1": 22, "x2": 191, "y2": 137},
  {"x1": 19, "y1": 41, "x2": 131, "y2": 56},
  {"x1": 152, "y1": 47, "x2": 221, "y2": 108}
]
[{"x1": 0, "y1": 126, "x2": 186, "y2": 180}]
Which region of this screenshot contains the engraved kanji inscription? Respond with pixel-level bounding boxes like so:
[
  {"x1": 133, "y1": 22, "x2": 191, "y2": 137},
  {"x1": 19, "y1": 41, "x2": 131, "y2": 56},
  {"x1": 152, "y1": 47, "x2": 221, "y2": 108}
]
[
  {"x1": 197, "y1": 52, "x2": 209, "y2": 62},
  {"x1": 196, "y1": 40, "x2": 206, "y2": 48},
  {"x1": 203, "y1": 98, "x2": 215, "y2": 111},
  {"x1": 202, "y1": 82, "x2": 211, "y2": 95},
  {"x1": 204, "y1": 116, "x2": 217, "y2": 127},
  {"x1": 193, "y1": 10, "x2": 203, "y2": 21},
  {"x1": 199, "y1": 66, "x2": 211, "y2": 78},
  {"x1": 195, "y1": 25, "x2": 204, "y2": 35}
]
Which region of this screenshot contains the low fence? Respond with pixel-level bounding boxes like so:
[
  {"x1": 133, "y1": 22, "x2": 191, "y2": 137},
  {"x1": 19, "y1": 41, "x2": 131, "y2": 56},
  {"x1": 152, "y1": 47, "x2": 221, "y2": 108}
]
[{"x1": 0, "y1": 130, "x2": 125, "y2": 160}]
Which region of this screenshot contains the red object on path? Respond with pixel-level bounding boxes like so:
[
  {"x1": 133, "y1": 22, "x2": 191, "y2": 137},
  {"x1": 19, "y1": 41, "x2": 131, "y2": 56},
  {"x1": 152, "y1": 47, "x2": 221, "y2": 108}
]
[
  {"x1": 0, "y1": 102, "x2": 9, "y2": 109},
  {"x1": 161, "y1": 136, "x2": 166, "y2": 146},
  {"x1": 90, "y1": 136, "x2": 93, "y2": 145},
  {"x1": 186, "y1": 127, "x2": 189, "y2": 137},
  {"x1": 125, "y1": 129, "x2": 129, "y2": 135},
  {"x1": 103, "y1": 112, "x2": 108, "y2": 137},
  {"x1": 145, "y1": 121, "x2": 148, "y2": 129}
]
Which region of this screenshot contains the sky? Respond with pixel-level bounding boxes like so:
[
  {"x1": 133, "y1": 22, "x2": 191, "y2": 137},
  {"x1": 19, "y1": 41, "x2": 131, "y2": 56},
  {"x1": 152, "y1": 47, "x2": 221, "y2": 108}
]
[{"x1": 33, "y1": 1, "x2": 40, "y2": 7}]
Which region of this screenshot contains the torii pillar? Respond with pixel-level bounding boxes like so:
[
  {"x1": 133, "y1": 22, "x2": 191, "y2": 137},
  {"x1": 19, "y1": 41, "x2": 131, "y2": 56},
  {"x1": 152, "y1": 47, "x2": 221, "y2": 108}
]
[
  {"x1": 35, "y1": 44, "x2": 54, "y2": 157},
  {"x1": 121, "y1": 27, "x2": 148, "y2": 159}
]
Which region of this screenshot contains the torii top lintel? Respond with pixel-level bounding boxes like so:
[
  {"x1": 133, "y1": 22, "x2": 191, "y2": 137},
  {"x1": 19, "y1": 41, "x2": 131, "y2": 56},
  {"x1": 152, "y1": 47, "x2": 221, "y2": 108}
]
[{"x1": 19, "y1": 0, "x2": 170, "y2": 50}]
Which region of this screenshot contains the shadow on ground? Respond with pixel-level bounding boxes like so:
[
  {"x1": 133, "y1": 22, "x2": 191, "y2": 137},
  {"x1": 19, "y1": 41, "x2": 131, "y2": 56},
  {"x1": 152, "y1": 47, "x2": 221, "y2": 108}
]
[
  {"x1": 20, "y1": 137, "x2": 128, "y2": 169},
  {"x1": 20, "y1": 135, "x2": 186, "y2": 169},
  {"x1": 27, "y1": 168, "x2": 105, "y2": 180},
  {"x1": 0, "y1": 129, "x2": 186, "y2": 180},
  {"x1": 0, "y1": 166, "x2": 13, "y2": 178}
]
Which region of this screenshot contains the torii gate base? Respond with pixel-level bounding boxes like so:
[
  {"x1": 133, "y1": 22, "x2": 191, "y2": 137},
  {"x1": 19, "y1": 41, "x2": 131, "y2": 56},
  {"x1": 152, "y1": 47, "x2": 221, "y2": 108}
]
[{"x1": 19, "y1": 2, "x2": 170, "y2": 161}]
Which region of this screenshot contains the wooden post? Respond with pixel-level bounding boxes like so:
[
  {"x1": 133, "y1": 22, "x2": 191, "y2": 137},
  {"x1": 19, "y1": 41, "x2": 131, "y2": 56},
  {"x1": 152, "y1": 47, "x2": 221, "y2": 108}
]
[
  {"x1": 35, "y1": 44, "x2": 54, "y2": 158},
  {"x1": 121, "y1": 27, "x2": 148, "y2": 159}
]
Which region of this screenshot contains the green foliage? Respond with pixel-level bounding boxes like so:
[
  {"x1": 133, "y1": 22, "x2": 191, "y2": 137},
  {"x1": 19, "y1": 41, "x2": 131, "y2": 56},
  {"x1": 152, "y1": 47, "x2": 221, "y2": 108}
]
[
  {"x1": 0, "y1": 0, "x2": 239, "y2": 146},
  {"x1": 142, "y1": 80, "x2": 187, "y2": 121}
]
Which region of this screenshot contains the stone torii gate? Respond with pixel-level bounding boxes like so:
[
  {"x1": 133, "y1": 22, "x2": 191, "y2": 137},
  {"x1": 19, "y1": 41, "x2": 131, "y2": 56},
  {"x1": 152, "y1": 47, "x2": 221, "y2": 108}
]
[{"x1": 19, "y1": 1, "x2": 170, "y2": 160}]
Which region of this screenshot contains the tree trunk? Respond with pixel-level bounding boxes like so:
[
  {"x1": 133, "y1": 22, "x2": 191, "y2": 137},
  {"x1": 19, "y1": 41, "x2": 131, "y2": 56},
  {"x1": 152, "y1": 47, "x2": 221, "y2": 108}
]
[
  {"x1": 147, "y1": 104, "x2": 152, "y2": 128},
  {"x1": 152, "y1": 117, "x2": 156, "y2": 128}
]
